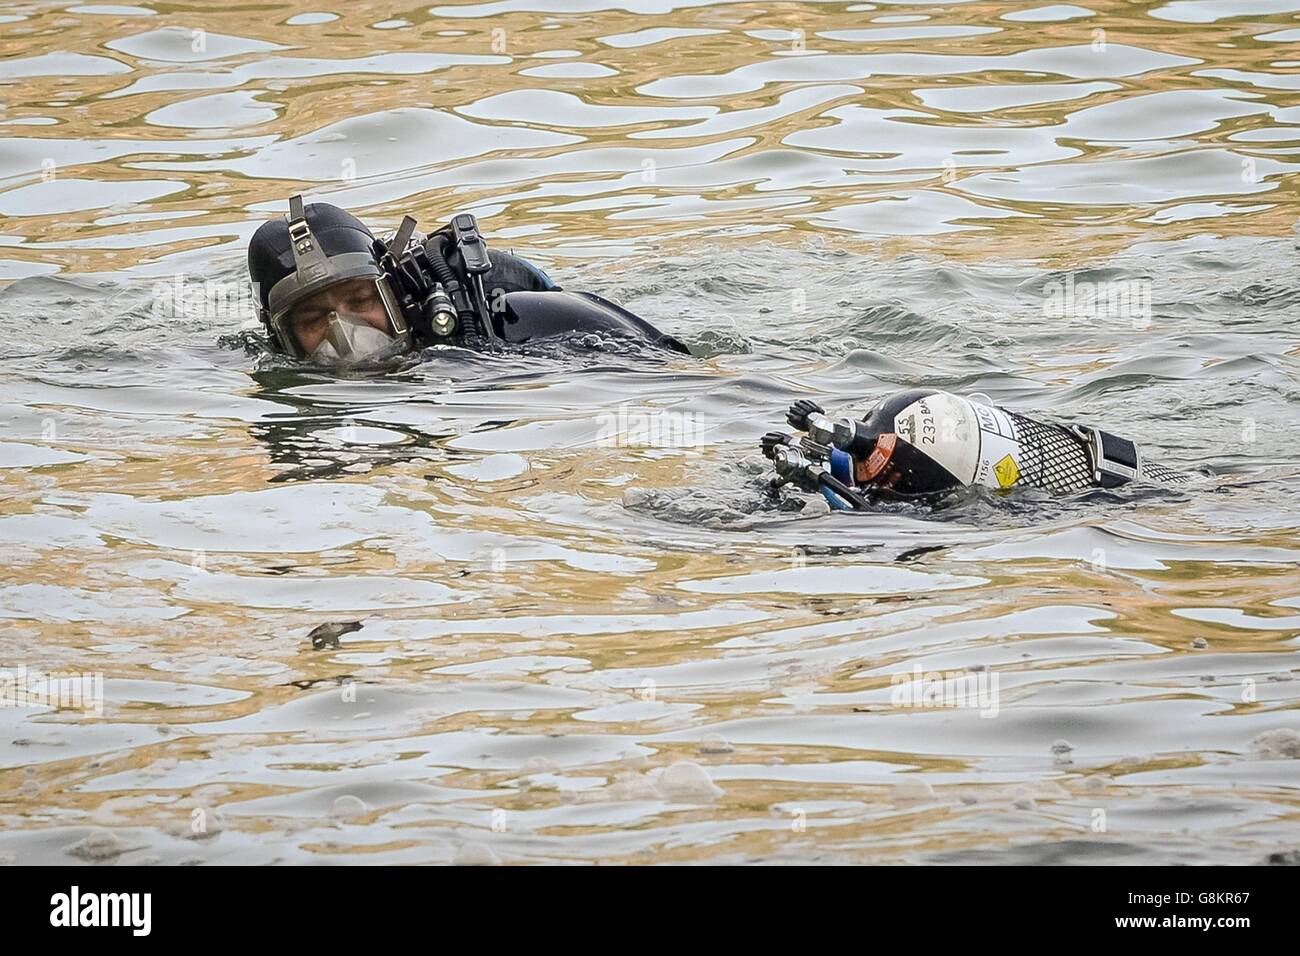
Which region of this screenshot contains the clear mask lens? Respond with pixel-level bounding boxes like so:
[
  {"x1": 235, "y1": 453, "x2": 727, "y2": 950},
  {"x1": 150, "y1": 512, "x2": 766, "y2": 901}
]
[{"x1": 273, "y1": 275, "x2": 408, "y2": 364}]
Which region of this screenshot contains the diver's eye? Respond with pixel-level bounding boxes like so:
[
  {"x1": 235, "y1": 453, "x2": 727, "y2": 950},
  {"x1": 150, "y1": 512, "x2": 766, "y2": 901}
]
[{"x1": 291, "y1": 313, "x2": 326, "y2": 332}]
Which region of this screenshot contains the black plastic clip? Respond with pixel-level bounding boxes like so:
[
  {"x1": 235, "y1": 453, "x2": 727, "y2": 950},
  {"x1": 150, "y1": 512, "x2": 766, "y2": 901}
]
[
  {"x1": 451, "y1": 213, "x2": 492, "y2": 274},
  {"x1": 1073, "y1": 425, "x2": 1140, "y2": 487}
]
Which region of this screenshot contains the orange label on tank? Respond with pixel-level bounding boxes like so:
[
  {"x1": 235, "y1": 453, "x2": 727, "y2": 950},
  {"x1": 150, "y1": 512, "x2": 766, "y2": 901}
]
[{"x1": 857, "y1": 432, "x2": 897, "y2": 484}]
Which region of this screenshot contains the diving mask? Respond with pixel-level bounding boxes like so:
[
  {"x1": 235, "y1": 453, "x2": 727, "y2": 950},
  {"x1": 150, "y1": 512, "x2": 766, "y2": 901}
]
[{"x1": 270, "y1": 275, "x2": 409, "y2": 364}]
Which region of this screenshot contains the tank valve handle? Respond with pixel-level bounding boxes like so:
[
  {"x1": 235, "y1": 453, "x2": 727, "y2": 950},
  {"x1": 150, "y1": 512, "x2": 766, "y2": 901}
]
[
  {"x1": 761, "y1": 431, "x2": 793, "y2": 461},
  {"x1": 787, "y1": 399, "x2": 826, "y2": 431}
]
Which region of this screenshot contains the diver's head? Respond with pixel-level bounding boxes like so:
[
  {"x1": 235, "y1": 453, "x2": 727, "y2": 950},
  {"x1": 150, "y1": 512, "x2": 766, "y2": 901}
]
[{"x1": 248, "y1": 196, "x2": 409, "y2": 365}]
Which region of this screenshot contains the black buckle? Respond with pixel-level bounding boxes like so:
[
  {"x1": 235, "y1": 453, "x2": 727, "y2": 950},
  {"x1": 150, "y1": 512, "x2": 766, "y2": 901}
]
[
  {"x1": 287, "y1": 194, "x2": 311, "y2": 248},
  {"x1": 284, "y1": 194, "x2": 334, "y2": 283},
  {"x1": 1074, "y1": 425, "x2": 1140, "y2": 487}
]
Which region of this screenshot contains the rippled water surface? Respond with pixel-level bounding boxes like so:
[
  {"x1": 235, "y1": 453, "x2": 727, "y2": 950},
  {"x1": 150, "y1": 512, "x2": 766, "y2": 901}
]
[{"x1": 2, "y1": 0, "x2": 1299, "y2": 864}]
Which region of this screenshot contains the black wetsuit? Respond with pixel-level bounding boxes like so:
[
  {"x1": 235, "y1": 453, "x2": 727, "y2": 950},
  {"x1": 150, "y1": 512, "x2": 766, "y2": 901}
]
[{"x1": 471, "y1": 250, "x2": 690, "y2": 354}]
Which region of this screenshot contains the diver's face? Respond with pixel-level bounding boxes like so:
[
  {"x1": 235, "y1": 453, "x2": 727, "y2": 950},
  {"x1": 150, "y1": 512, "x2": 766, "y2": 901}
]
[{"x1": 286, "y1": 278, "x2": 391, "y2": 354}]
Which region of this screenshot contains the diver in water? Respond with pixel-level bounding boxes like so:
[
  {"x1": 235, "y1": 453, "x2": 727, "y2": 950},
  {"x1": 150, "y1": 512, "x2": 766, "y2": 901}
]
[
  {"x1": 247, "y1": 196, "x2": 689, "y2": 364},
  {"x1": 762, "y1": 390, "x2": 1193, "y2": 509},
  {"x1": 248, "y1": 197, "x2": 1186, "y2": 504}
]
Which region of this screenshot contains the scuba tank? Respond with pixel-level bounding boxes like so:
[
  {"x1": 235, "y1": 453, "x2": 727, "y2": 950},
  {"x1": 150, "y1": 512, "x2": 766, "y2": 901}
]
[{"x1": 762, "y1": 389, "x2": 1190, "y2": 509}]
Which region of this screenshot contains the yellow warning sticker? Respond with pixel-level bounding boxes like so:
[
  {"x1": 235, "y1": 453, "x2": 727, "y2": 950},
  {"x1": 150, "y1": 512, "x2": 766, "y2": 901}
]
[{"x1": 993, "y1": 454, "x2": 1020, "y2": 488}]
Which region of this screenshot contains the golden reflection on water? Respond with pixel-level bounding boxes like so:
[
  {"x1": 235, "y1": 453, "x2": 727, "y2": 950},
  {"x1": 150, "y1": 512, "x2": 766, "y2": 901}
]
[
  {"x1": 0, "y1": 0, "x2": 1298, "y2": 865},
  {"x1": 1, "y1": 0, "x2": 1298, "y2": 270}
]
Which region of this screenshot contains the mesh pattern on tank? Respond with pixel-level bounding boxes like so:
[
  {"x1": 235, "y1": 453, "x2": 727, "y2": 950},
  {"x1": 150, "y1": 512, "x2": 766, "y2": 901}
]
[
  {"x1": 1140, "y1": 460, "x2": 1192, "y2": 484},
  {"x1": 1007, "y1": 413, "x2": 1192, "y2": 489},
  {"x1": 1005, "y1": 413, "x2": 1095, "y2": 492}
]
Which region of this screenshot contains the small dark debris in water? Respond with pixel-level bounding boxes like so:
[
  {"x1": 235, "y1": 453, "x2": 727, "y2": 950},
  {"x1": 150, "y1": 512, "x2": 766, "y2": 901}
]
[
  {"x1": 826, "y1": 607, "x2": 848, "y2": 615},
  {"x1": 1266, "y1": 850, "x2": 1300, "y2": 865},
  {"x1": 895, "y1": 545, "x2": 947, "y2": 563},
  {"x1": 307, "y1": 621, "x2": 362, "y2": 649},
  {"x1": 282, "y1": 675, "x2": 357, "y2": 691},
  {"x1": 792, "y1": 543, "x2": 881, "y2": 559}
]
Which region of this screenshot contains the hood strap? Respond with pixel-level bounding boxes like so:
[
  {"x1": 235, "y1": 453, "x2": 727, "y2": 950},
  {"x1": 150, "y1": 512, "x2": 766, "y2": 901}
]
[{"x1": 285, "y1": 194, "x2": 334, "y2": 285}]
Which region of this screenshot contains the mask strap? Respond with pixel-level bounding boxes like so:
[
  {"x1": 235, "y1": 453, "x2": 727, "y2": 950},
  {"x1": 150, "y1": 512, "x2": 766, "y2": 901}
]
[{"x1": 285, "y1": 194, "x2": 333, "y2": 283}]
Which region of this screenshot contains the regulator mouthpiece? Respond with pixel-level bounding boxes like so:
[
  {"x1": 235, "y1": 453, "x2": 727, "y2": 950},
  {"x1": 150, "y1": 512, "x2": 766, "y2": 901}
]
[{"x1": 309, "y1": 311, "x2": 396, "y2": 365}]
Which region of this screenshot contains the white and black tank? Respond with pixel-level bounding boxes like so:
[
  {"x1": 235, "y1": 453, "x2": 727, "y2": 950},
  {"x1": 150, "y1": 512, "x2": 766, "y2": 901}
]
[{"x1": 764, "y1": 389, "x2": 1191, "y2": 507}]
